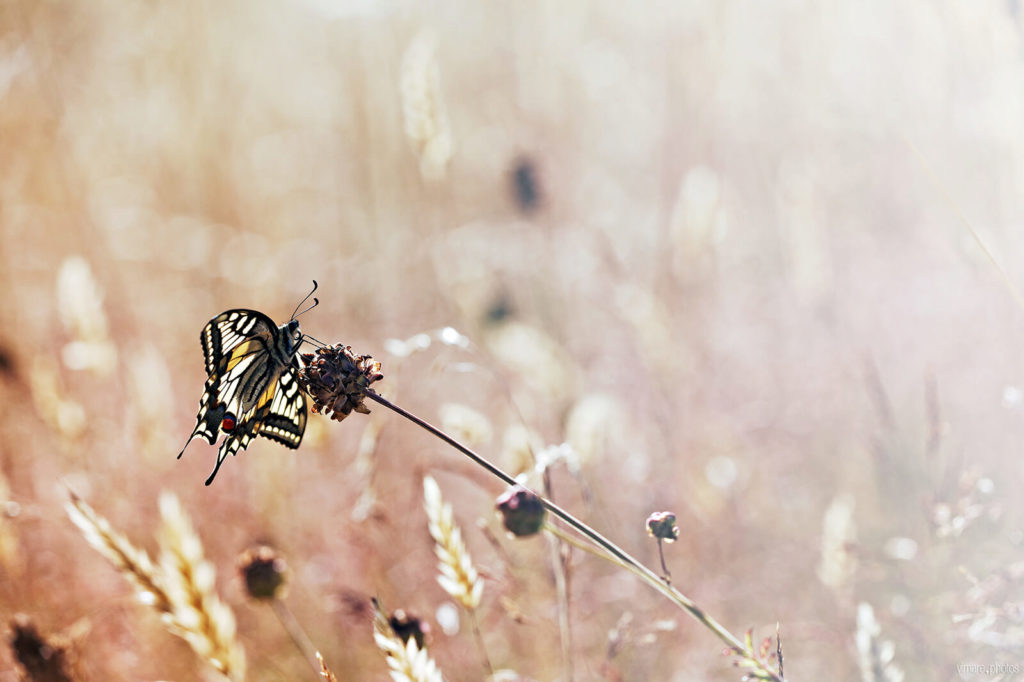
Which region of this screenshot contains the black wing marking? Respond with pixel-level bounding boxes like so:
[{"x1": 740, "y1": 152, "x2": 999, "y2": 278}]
[
  {"x1": 178, "y1": 377, "x2": 222, "y2": 455},
  {"x1": 200, "y1": 309, "x2": 278, "y2": 377}
]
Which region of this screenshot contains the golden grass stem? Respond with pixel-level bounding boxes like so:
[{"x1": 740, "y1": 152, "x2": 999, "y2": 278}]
[
  {"x1": 468, "y1": 609, "x2": 493, "y2": 678},
  {"x1": 547, "y1": 527, "x2": 573, "y2": 682},
  {"x1": 366, "y1": 389, "x2": 785, "y2": 681},
  {"x1": 270, "y1": 598, "x2": 322, "y2": 680}
]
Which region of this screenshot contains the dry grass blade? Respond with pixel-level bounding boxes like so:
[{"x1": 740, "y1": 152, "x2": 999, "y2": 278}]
[
  {"x1": 158, "y1": 493, "x2": 246, "y2": 681},
  {"x1": 65, "y1": 492, "x2": 245, "y2": 680},
  {"x1": 423, "y1": 476, "x2": 483, "y2": 610},
  {"x1": 372, "y1": 600, "x2": 444, "y2": 682},
  {"x1": 65, "y1": 492, "x2": 173, "y2": 615}
]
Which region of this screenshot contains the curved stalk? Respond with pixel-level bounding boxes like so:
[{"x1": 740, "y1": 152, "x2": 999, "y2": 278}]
[{"x1": 365, "y1": 389, "x2": 784, "y2": 682}]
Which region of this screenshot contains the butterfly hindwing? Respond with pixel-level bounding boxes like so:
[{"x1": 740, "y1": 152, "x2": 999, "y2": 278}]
[
  {"x1": 180, "y1": 308, "x2": 307, "y2": 485},
  {"x1": 258, "y1": 363, "x2": 306, "y2": 447}
]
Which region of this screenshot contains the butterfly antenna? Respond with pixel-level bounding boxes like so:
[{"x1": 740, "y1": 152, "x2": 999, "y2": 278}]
[
  {"x1": 295, "y1": 297, "x2": 319, "y2": 319},
  {"x1": 290, "y1": 280, "x2": 319, "y2": 320}
]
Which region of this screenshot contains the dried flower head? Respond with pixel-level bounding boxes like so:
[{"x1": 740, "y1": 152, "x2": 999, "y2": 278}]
[
  {"x1": 389, "y1": 609, "x2": 430, "y2": 650},
  {"x1": 646, "y1": 511, "x2": 680, "y2": 542},
  {"x1": 237, "y1": 545, "x2": 288, "y2": 600},
  {"x1": 8, "y1": 614, "x2": 74, "y2": 682},
  {"x1": 373, "y1": 598, "x2": 444, "y2": 682},
  {"x1": 496, "y1": 486, "x2": 546, "y2": 537},
  {"x1": 299, "y1": 344, "x2": 384, "y2": 422}
]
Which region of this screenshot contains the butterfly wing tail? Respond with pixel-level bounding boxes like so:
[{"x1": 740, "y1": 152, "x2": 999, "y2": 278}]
[
  {"x1": 204, "y1": 446, "x2": 229, "y2": 485},
  {"x1": 204, "y1": 421, "x2": 253, "y2": 485},
  {"x1": 178, "y1": 431, "x2": 197, "y2": 459}
]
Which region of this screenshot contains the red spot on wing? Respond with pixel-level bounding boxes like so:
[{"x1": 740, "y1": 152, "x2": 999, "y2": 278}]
[{"x1": 222, "y1": 414, "x2": 237, "y2": 431}]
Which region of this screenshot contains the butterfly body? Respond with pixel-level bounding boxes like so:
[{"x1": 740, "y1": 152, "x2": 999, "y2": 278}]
[{"x1": 180, "y1": 309, "x2": 308, "y2": 485}]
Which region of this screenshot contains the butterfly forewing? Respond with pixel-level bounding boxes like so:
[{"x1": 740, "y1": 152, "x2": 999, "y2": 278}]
[{"x1": 181, "y1": 308, "x2": 308, "y2": 485}]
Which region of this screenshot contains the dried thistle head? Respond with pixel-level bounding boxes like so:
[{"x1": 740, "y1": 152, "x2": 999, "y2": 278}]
[
  {"x1": 646, "y1": 511, "x2": 680, "y2": 543},
  {"x1": 372, "y1": 598, "x2": 444, "y2": 682},
  {"x1": 237, "y1": 545, "x2": 288, "y2": 600},
  {"x1": 495, "y1": 486, "x2": 546, "y2": 538},
  {"x1": 8, "y1": 614, "x2": 75, "y2": 682},
  {"x1": 389, "y1": 609, "x2": 430, "y2": 650},
  {"x1": 298, "y1": 344, "x2": 383, "y2": 422}
]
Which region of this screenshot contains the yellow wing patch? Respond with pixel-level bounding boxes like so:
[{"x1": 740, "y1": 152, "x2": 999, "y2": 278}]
[{"x1": 227, "y1": 340, "x2": 257, "y2": 371}]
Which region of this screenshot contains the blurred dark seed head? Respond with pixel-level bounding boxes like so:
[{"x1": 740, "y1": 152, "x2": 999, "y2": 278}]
[
  {"x1": 388, "y1": 609, "x2": 430, "y2": 649},
  {"x1": 237, "y1": 545, "x2": 288, "y2": 600},
  {"x1": 298, "y1": 344, "x2": 384, "y2": 422},
  {"x1": 9, "y1": 614, "x2": 74, "y2": 682},
  {"x1": 646, "y1": 511, "x2": 680, "y2": 542},
  {"x1": 484, "y1": 293, "x2": 514, "y2": 325},
  {"x1": 496, "y1": 485, "x2": 546, "y2": 537},
  {"x1": 510, "y1": 156, "x2": 542, "y2": 215},
  {"x1": 0, "y1": 344, "x2": 14, "y2": 379}
]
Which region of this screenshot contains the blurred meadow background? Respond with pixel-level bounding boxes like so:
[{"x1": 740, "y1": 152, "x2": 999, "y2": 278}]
[{"x1": 3, "y1": 1, "x2": 1024, "y2": 680}]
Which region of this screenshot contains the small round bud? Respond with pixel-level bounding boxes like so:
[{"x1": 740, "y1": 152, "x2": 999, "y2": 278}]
[
  {"x1": 646, "y1": 511, "x2": 680, "y2": 542},
  {"x1": 237, "y1": 545, "x2": 288, "y2": 599},
  {"x1": 389, "y1": 609, "x2": 430, "y2": 649},
  {"x1": 496, "y1": 485, "x2": 546, "y2": 537}
]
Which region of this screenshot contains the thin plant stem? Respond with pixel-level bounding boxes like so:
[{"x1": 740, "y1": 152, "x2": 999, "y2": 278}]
[
  {"x1": 543, "y1": 467, "x2": 574, "y2": 682},
  {"x1": 548, "y1": 528, "x2": 574, "y2": 682},
  {"x1": 777, "y1": 622, "x2": 784, "y2": 679},
  {"x1": 365, "y1": 389, "x2": 785, "y2": 682},
  {"x1": 271, "y1": 598, "x2": 322, "y2": 680},
  {"x1": 657, "y1": 538, "x2": 672, "y2": 585},
  {"x1": 543, "y1": 522, "x2": 618, "y2": 562},
  {"x1": 468, "y1": 609, "x2": 493, "y2": 677}
]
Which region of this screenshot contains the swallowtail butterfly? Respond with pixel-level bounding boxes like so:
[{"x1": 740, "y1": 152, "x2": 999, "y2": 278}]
[{"x1": 179, "y1": 284, "x2": 317, "y2": 485}]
